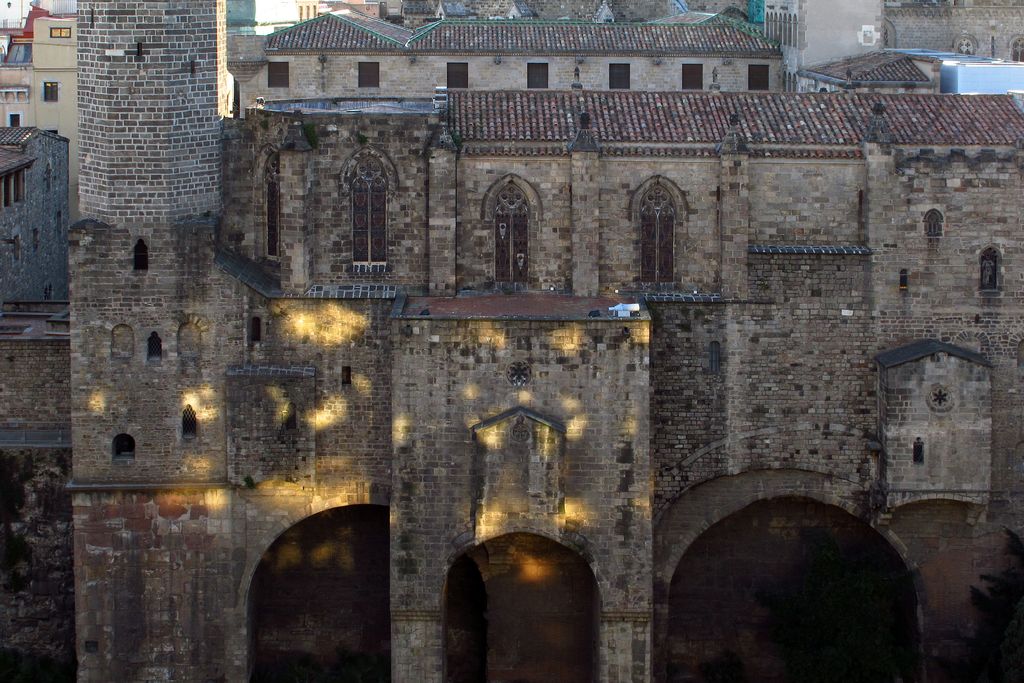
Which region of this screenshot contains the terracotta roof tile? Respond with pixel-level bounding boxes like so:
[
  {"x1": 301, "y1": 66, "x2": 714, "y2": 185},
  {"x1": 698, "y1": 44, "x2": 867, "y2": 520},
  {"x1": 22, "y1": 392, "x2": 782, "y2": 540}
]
[
  {"x1": 449, "y1": 90, "x2": 1024, "y2": 146},
  {"x1": 0, "y1": 127, "x2": 36, "y2": 146},
  {"x1": 267, "y1": 13, "x2": 411, "y2": 51},
  {"x1": 408, "y1": 18, "x2": 778, "y2": 55},
  {"x1": 801, "y1": 51, "x2": 931, "y2": 84}
]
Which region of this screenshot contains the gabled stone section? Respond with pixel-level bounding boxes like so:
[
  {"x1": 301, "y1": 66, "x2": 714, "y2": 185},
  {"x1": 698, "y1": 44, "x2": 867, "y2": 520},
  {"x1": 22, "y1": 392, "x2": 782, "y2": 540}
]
[{"x1": 875, "y1": 340, "x2": 991, "y2": 514}]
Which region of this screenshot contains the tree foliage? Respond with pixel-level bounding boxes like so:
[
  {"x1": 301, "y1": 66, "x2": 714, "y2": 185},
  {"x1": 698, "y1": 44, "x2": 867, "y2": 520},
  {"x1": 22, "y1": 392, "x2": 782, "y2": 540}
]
[
  {"x1": 758, "y1": 535, "x2": 917, "y2": 683},
  {"x1": 947, "y1": 529, "x2": 1024, "y2": 683}
]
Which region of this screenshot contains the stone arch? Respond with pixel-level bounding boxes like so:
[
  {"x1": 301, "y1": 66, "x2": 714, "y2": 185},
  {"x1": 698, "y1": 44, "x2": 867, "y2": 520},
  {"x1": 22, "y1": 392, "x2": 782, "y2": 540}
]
[
  {"x1": 443, "y1": 531, "x2": 600, "y2": 683},
  {"x1": 255, "y1": 145, "x2": 281, "y2": 258},
  {"x1": 883, "y1": 17, "x2": 898, "y2": 48},
  {"x1": 653, "y1": 469, "x2": 923, "y2": 682},
  {"x1": 630, "y1": 176, "x2": 689, "y2": 286},
  {"x1": 244, "y1": 503, "x2": 391, "y2": 677},
  {"x1": 339, "y1": 145, "x2": 399, "y2": 195},
  {"x1": 480, "y1": 173, "x2": 543, "y2": 222},
  {"x1": 1012, "y1": 35, "x2": 1024, "y2": 62},
  {"x1": 953, "y1": 328, "x2": 990, "y2": 355},
  {"x1": 628, "y1": 175, "x2": 689, "y2": 223}
]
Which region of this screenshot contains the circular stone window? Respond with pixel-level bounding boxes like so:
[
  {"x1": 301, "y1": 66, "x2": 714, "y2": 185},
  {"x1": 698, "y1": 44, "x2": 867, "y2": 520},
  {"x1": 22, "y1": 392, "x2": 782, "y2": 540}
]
[
  {"x1": 507, "y1": 361, "x2": 531, "y2": 387},
  {"x1": 927, "y1": 384, "x2": 954, "y2": 413}
]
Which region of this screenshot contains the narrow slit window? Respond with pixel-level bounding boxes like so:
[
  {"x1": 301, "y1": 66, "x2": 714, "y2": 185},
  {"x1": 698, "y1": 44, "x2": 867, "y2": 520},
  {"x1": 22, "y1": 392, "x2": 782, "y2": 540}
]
[
  {"x1": 899, "y1": 269, "x2": 908, "y2": 290},
  {"x1": 182, "y1": 405, "x2": 197, "y2": 439},
  {"x1": 912, "y1": 437, "x2": 924, "y2": 464},
  {"x1": 283, "y1": 402, "x2": 297, "y2": 430},
  {"x1": 134, "y1": 239, "x2": 148, "y2": 270},
  {"x1": 250, "y1": 316, "x2": 262, "y2": 343},
  {"x1": 342, "y1": 366, "x2": 352, "y2": 385},
  {"x1": 709, "y1": 341, "x2": 721, "y2": 374}
]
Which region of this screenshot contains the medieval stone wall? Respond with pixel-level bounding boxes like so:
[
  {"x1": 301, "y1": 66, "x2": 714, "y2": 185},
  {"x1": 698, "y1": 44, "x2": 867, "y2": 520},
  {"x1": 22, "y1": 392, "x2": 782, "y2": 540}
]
[
  {"x1": 0, "y1": 339, "x2": 70, "y2": 426},
  {"x1": 884, "y1": 5, "x2": 1024, "y2": 56}
]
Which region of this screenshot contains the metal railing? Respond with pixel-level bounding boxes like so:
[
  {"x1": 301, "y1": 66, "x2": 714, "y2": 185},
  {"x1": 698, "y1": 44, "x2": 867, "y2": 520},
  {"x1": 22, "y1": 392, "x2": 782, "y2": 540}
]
[
  {"x1": 0, "y1": 422, "x2": 71, "y2": 448},
  {"x1": 47, "y1": 0, "x2": 77, "y2": 16}
]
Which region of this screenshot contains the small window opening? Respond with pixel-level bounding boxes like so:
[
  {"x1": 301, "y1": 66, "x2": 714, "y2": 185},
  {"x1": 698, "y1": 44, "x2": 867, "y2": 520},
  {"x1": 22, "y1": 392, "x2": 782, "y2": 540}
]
[
  {"x1": 250, "y1": 316, "x2": 262, "y2": 343},
  {"x1": 342, "y1": 366, "x2": 352, "y2": 385},
  {"x1": 134, "y1": 239, "x2": 148, "y2": 270},
  {"x1": 924, "y1": 209, "x2": 943, "y2": 238},
  {"x1": 980, "y1": 248, "x2": 999, "y2": 291},
  {"x1": 899, "y1": 269, "x2": 908, "y2": 290},
  {"x1": 147, "y1": 332, "x2": 162, "y2": 360},
  {"x1": 283, "y1": 402, "x2": 297, "y2": 431},
  {"x1": 182, "y1": 405, "x2": 197, "y2": 439},
  {"x1": 912, "y1": 437, "x2": 924, "y2": 464},
  {"x1": 112, "y1": 433, "x2": 135, "y2": 461},
  {"x1": 708, "y1": 341, "x2": 721, "y2": 374}
]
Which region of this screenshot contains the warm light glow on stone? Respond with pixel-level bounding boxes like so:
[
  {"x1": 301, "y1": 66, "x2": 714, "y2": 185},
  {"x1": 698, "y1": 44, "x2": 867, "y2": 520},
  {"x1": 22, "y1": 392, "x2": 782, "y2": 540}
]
[
  {"x1": 392, "y1": 414, "x2": 411, "y2": 446},
  {"x1": 519, "y1": 555, "x2": 552, "y2": 582},
  {"x1": 182, "y1": 385, "x2": 218, "y2": 421},
  {"x1": 88, "y1": 390, "x2": 106, "y2": 414},
  {"x1": 352, "y1": 373, "x2": 372, "y2": 395},
  {"x1": 560, "y1": 395, "x2": 582, "y2": 413},
  {"x1": 550, "y1": 324, "x2": 585, "y2": 353},
  {"x1": 517, "y1": 390, "x2": 532, "y2": 404},
  {"x1": 470, "y1": 322, "x2": 507, "y2": 350},
  {"x1": 280, "y1": 302, "x2": 368, "y2": 347},
  {"x1": 566, "y1": 414, "x2": 588, "y2": 441},
  {"x1": 204, "y1": 488, "x2": 228, "y2": 512},
  {"x1": 461, "y1": 383, "x2": 480, "y2": 400},
  {"x1": 312, "y1": 395, "x2": 348, "y2": 430}
]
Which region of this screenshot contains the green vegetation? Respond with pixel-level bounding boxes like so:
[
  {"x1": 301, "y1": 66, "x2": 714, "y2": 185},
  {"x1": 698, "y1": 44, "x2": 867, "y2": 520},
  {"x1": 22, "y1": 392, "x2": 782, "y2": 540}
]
[
  {"x1": 945, "y1": 529, "x2": 1024, "y2": 683},
  {"x1": 0, "y1": 649, "x2": 75, "y2": 683},
  {"x1": 758, "y1": 535, "x2": 917, "y2": 683},
  {"x1": 253, "y1": 649, "x2": 389, "y2": 683}
]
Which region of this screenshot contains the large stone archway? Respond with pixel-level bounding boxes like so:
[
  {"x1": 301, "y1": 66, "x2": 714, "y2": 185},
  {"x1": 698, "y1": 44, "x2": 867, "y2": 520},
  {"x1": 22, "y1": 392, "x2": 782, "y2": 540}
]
[
  {"x1": 248, "y1": 504, "x2": 390, "y2": 678},
  {"x1": 443, "y1": 532, "x2": 600, "y2": 683}
]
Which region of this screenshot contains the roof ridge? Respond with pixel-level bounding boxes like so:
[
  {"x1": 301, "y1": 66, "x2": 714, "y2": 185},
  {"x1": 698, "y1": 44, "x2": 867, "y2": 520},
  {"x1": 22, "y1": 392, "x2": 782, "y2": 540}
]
[{"x1": 331, "y1": 11, "x2": 410, "y2": 46}]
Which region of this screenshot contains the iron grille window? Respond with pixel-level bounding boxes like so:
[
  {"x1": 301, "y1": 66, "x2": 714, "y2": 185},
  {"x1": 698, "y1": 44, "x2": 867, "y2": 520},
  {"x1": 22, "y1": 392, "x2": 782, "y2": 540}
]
[
  {"x1": 268, "y1": 62, "x2": 289, "y2": 88},
  {"x1": 447, "y1": 62, "x2": 469, "y2": 89},
  {"x1": 147, "y1": 332, "x2": 162, "y2": 360},
  {"x1": 527, "y1": 63, "x2": 549, "y2": 89},
  {"x1": 748, "y1": 64, "x2": 770, "y2": 91},
  {"x1": 358, "y1": 62, "x2": 380, "y2": 88},
  {"x1": 493, "y1": 185, "x2": 529, "y2": 285},
  {"x1": 639, "y1": 184, "x2": 675, "y2": 283},
  {"x1": 182, "y1": 405, "x2": 197, "y2": 439},
  {"x1": 609, "y1": 63, "x2": 631, "y2": 89},
  {"x1": 924, "y1": 209, "x2": 943, "y2": 237},
  {"x1": 112, "y1": 434, "x2": 135, "y2": 460}
]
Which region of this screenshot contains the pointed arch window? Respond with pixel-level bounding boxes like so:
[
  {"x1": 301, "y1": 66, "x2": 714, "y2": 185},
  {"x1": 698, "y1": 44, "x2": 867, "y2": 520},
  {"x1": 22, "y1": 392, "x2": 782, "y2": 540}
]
[
  {"x1": 266, "y1": 154, "x2": 280, "y2": 257},
  {"x1": 493, "y1": 184, "x2": 529, "y2": 285},
  {"x1": 640, "y1": 184, "x2": 675, "y2": 284},
  {"x1": 351, "y1": 156, "x2": 387, "y2": 264},
  {"x1": 147, "y1": 331, "x2": 162, "y2": 361},
  {"x1": 182, "y1": 405, "x2": 197, "y2": 440},
  {"x1": 1013, "y1": 37, "x2": 1024, "y2": 62},
  {"x1": 924, "y1": 209, "x2": 943, "y2": 238},
  {"x1": 980, "y1": 248, "x2": 1000, "y2": 291},
  {"x1": 133, "y1": 239, "x2": 148, "y2": 271}
]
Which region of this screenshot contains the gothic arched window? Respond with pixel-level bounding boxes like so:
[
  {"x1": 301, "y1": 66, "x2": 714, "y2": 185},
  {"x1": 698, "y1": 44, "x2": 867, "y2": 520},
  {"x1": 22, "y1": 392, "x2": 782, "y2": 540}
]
[
  {"x1": 182, "y1": 405, "x2": 197, "y2": 439},
  {"x1": 924, "y1": 209, "x2": 943, "y2": 238},
  {"x1": 1013, "y1": 37, "x2": 1024, "y2": 62},
  {"x1": 493, "y1": 184, "x2": 529, "y2": 285},
  {"x1": 980, "y1": 248, "x2": 1000, "y2": 291},
  {"x1": 266, "y1": 154, "x2": 280, "y2": 258},
  {"x1": 351, "y1": 156, "x2": 387, "y2": 264},
  {"x1": 133, "y1": 239, "x2": 148, "y2": 271},
  {"x1": 640, "y1": 184, "x2": 675, "y2": 284},
  {"x1": 147, "y1": 332, "x2": 163, "y2": 361}
]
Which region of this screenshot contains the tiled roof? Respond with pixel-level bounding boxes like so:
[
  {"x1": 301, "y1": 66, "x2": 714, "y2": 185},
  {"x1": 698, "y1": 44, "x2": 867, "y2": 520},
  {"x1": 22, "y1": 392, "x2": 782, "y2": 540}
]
[
  {"x1": 0, "y1": 127, "x2": 36, "y2": 146},
  {"x1": 266, "y1": 12, "x2": 411, "y2": 51},
  {"x1": 875, "y1": 340, "x2": 991, "y2": 369},
  {"x1": 448, "y1": 90, "x2": 1024, "y2": 146},
  {"x1": 801, "y1": 51, "x2": 931, "y2": 84},
  {"x1": 408, "y1": 19, "x2": 778, "y2": 55},
  {"x1": 748, "y1": 245, "x2": 873, "y2": 255},
  {"x1": 0, "y1": 148, "x2": 32, "y2": 175}
]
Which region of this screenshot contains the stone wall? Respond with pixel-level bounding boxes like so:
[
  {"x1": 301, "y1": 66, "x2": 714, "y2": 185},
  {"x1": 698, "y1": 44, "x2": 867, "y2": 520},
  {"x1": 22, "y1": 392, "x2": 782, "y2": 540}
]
[
  {"x1": 0, "y1": 338, "x2": 70, "y2": 427},
  {"x1": 237, "y1": 53, "x2": 782, "y2": 111},
  {"x1": 0, "y1": 131, "x2": 70, "y2": 301},
  {"x1": 885, "y1": 5, "x2": 1024, "y2": 56},
  {"x1": 0, "y1": 448, "x2": 74, "y2": 663}
]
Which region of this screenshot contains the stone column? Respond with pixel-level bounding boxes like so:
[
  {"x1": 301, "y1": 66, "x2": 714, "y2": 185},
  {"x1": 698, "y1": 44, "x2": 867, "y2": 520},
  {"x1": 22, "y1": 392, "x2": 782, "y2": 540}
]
[
  {"x1": 717, "y1": 117, "x2": 750, "y2": 300},
  {"x1": 428, "y1": 138, "x2": 458, "y2": 295},
  {"x1": 569, "y1": 118, "x2": 601, "y2": 297},
  {"x1": 278, "y1": 121, "x2": 313, "y2": 294},
  {"x1": 601, "y1": 611, "x2": 652, "y2": 683},
  {"x1": 391, "y1": 610, "x2": 443, "y2": 683}
]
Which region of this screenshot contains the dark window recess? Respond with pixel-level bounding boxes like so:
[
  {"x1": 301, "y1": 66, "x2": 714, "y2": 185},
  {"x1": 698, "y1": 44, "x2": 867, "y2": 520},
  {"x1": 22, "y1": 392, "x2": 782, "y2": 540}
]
[
  {"x1": 527, "y1": 63, "x2": 549, "y2": 89},
  {"x1": 899, "y1": 269, "x2": 908, "y2": 290},
  {"x1": 133, "y1": 239, "x2": 148, "y2": 271},
  {"x1": 283, "y1": 402, "x2": 298, "y2": 431},
  {"x1": 748, "y1": 64, "x2": 770, "y2": 91},
  {"x1": 924, "y1": 209, "x2": 943, "y2": 237},
  {"x1": 42, "y1": 81, "x2": 58, "y2": 102},
  {"x1": 268, "y1": 62, "x2": 290, "y2": 88},
  {"x1": 681, "y1": 64, "x2": 703, "y2": 90},
  {"x1": 112, "y1": 434, "x2": 135, "y2": 461},
  {"x1": 912, "y1": 437, "x2": 924, "y2": 464},
  {"x1": 147, "y1": 332, "x2": 162, "y2": 360},
  {"x1": 351, "y1": 155, "x2": 387, "y2": 263},
  {"x1": 709, "y1": 341, "x2": 721, "y2": 373},
  {"x1": 639, "y1": 184, "x2": 675, "y2": 283},
  {"x1": 182, "y1": 405, "x2": 197, "y2": 439},
  {"x1": 609, "y1": 63, "x2": 631, "y2": 89},
  {"x1": 250, "y1": 316, "x2": 262, "y2": 343},
  {"x1": 447, "y1": 62, "x2": 469, "y2": 89},
  {"x1": 342, "y1": 366, "x2": 352, "y2": 385},
  {"x1": 358, "y1": 61, "x2": 380, "y2": 88},
  {"x1": 9, "y1": 114, "x2": 20, "y2": 127}
]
